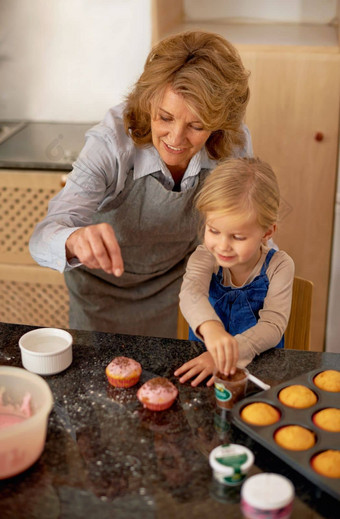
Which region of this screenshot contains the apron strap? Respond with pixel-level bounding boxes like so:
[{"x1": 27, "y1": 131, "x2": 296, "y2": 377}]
[{"x1": 260, "y1": 248, "x2": 276, "y2": 275}]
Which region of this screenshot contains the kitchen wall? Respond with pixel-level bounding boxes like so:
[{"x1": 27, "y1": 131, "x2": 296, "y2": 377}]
[
  {"x1": 184, "y1": 0, "x2": 338, "y2": 24},
  {"x1": 0, "y1": 0, "x2": 151, "y2": 122}
]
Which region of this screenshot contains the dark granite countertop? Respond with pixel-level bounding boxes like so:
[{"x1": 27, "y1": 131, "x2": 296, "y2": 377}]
[{"x1": 0, "y1": 322, "x2": 339, "y2": 518}]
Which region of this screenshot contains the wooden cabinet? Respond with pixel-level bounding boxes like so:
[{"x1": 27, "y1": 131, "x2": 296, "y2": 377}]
[
  {"x1": 240, "y1": 51, "x2": 340, "y2": 352},
  {"x1": 0, "y1": 170, "x2": 69, "y2": 328},
  {"x1": 152, "y1": 0, "x2": 340, "y2": 351}
]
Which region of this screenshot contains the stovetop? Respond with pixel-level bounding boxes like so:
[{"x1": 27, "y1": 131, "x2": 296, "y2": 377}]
[{"x1": 0, "y1": 121, "x2": 95, "y2": 171}]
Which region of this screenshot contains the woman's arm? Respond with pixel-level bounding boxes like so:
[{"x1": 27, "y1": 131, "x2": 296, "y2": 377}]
[{"x1": 29, "y1": 119, "x2": 130, "y2": 274}]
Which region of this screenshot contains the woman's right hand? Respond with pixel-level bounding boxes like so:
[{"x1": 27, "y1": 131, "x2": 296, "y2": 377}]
[
  {"x1": 198, "y1": 320, "x2": 239, "y2": 376},
  {"x1": 66, "y1": 223, "x2": 124, "y2": 276}
]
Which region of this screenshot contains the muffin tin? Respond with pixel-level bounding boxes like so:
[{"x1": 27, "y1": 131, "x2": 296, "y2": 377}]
[{"x1": 231, "y1": 368, "x2": 340, "y2": 500}]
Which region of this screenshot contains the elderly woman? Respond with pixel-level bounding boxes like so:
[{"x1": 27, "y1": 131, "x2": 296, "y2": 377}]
[{"x1": 29, "y1": 30, "x2": 252, "y2": 338}]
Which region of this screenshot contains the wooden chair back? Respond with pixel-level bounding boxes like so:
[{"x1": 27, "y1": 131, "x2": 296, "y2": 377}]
[
  {"x1": 177, "y1": 276, "x2": 313, "y2": 351},
  {"x1": 177, "y1": 306, "x2": 189, "y2": 341},
  {"x1": 284, "y1": 276, "x2": 313, "y2": 351}
]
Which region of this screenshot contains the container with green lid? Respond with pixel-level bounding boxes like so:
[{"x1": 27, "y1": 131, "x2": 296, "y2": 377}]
[{"x1": 209, "y1": 443, "x2": 254, "y2": 486}]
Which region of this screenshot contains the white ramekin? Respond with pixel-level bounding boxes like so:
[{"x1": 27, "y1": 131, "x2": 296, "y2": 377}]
[{"x1": 19, "y1": 328, "x2": 73, "y2": 375}]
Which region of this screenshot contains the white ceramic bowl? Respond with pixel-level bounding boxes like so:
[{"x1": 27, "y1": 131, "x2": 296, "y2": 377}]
[
  {"x1": 19, "y1": 328, "x2": 73, "y2": 375},
  {"x1": 0, "y1": 366, "x2": 54, "y2": 479}
]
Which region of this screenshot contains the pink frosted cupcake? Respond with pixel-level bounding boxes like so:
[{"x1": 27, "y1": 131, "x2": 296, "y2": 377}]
[
  {"x1": 137, "y1": 377, "x2": 178, "y2": 411},
  {"x1": 105, "y1": 356, "x2": 142, "y2": 388}
]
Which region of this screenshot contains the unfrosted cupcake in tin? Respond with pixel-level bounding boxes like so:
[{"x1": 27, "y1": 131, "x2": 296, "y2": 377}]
[
  {"x1": 240, "y1": 402, "x2": 281, "y2": 426},
  {"x1": 278, "y1": 384, "x2": 317, "y2": 409},
  {"x1": 274, "y1": 425, "x2": 316, "y2": 451},
  {"x1": 313, "y1": 370, "x2": 340, "y2": 392},
  {"x1": 312, "y1": 408, "x2": 340, "y2": 432},
  {"x1": 311, "y1": 450, "x2": 340, "y2": 478}
]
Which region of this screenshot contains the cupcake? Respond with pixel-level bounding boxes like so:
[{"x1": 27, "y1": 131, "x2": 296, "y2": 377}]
[
  {"x1": 105, "y1": 356, "x2": 142, "y2": 388},
  {"x1": 240, "y1": 402, "x2": 281, "y2": 426},
  {"x1": 137, "y1": 377, "x2": 178, "y2": 411},
  {"x1": 278, "y1": 384, "x2": 317, "y2": 409},
  {"x1": 311, "y1": 450, "x2": 340, "y2": 478},
  {"x1": 274, "y1": 425, "x2": 315, "y2": 451},
  {"x1": 313, "y1": 408, "x2": 340, "y2": 432},
  {"x1": 313, "y1": 370, "x2": 340, "y2": 392}
]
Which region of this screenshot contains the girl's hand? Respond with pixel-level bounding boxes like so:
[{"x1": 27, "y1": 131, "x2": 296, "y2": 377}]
[
  {"x1": 198, "y1": 321, "x2": 239, "y2": 376},
  {"x1": 66, "y1": 223, "x2": 124, "y2": 276},
  {"x1": 174, "y1": 352, "x2": 215, "y2": 387}
]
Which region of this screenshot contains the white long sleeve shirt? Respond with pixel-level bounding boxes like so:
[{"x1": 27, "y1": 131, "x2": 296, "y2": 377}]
[{"x1": 29, "y1": 103, "x2": 252, "y2": 273}]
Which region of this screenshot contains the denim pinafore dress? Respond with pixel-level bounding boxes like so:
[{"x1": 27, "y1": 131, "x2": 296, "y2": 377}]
[{"x1": 189, "y1": 248, "x2": 284, "y2": 348}]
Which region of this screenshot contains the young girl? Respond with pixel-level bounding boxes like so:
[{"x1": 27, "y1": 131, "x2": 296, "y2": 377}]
[{"x1": 174, "y1": 157, "x2": 294, "y2": 387}]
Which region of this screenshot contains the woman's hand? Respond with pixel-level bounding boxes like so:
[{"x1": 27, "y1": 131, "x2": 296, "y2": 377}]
[
  {"x1": 66, "y1": 223, "x2": 124, "y2": 276},
  {"x1": 174, "y1": 351, "x2": 215, "y2": 387},
  {"x1": 199, "y1": 321, "x2": 239, "y2": 376}
]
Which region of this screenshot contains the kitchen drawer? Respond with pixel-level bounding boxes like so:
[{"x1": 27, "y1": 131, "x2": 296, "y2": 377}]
[
  {"x1": 0, "y1": 170, "x2": 67, "y2": 264},
  {"x1": 0, "y1": 263, "x2": 69, "y2": 329}
]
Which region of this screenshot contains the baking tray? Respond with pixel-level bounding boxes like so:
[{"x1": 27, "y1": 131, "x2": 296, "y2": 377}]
[{"x1": 231, "y1": 368, "x2": 340, "y2": 500}]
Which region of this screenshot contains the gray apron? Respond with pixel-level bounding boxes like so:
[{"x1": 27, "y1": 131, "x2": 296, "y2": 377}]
[{"x1": 64, "y1": 170, "x2": 210, "y2": 338}]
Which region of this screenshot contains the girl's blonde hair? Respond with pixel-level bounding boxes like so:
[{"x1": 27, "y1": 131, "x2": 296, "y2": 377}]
[
  {"x1": 196, "y1": 157, "x2": 280, "y2": 229},
  {"x1": 124, "y1": 30, "x2": 250, "y2": 160}
]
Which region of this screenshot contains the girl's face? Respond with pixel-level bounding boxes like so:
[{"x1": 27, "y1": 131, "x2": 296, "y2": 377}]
[
  {"x1": 204, "y1": 211, "x2": 275, "y2": 275},
  {"x1": 151, "y1": 86, "x2": 211, "y2": 176}
]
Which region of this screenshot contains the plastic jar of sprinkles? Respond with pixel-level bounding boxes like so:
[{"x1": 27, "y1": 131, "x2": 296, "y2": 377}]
[
  {"x1": 241, "y1": 473, "x2": 295, "y2": 519},
  {"x1": 209, "y1": 443, "x2": 254, "y2": 486}
]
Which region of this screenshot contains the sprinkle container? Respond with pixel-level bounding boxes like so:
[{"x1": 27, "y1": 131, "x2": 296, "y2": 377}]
[
  {"x1": 209, "y1": 443, "x2": 254, "y2": 486},
  {"x1": 241, "y1": 473, "x2": 294, "y2": 519},
  {"x1": 214, "y1": 368, "x2": 249, "y2": 409}
]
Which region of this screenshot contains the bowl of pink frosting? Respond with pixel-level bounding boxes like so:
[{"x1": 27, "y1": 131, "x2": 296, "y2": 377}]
[{"x1": 0, "y1": 366, "x2": 53, "y2": 479}]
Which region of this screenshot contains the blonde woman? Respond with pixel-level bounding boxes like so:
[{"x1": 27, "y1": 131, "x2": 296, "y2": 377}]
[
  {"x1": 30, "y1": 30, "x2": 251, "y2": 338},
  {"x1": 175, "y1": 158, "x2": 294, "y2": 386}
]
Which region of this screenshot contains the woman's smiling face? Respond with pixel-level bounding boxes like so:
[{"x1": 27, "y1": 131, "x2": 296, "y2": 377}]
[{"x1": 151, "y1": 86, "x2": 211, "y2": 176}]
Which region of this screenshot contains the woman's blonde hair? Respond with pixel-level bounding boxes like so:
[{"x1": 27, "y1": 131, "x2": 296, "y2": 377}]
[
  {"x1": 196, "y1": 157, "x2": 280, "y2": 229},
  {"x1": 124, "y1": 30, "x2": 250, "y2": 160}
]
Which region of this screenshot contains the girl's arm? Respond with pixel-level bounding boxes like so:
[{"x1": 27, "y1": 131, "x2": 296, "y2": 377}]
[
  {"x1": 177, "y1": 247, "x2": 294, "y2": 384},
  {"x1": 179, "y1": 244, "x2": 222, "y2": 335},
  {"x1": 236, "y1": 251, "x2": 295, "y2": 367},
  {"x1": 179, "y1": 244, "x2": 239, "y2": 378}
]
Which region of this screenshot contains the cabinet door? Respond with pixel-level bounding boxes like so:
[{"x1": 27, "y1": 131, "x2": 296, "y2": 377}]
[
  {"x1": 239, "y1": 51, "x2": 340, "y2": 351},
  {"x1": 0, "y1": 170, "x2": 66, "y2": 264},
  {"x1": 0, "y1": 263, "x2": 69, "y2": 329}
]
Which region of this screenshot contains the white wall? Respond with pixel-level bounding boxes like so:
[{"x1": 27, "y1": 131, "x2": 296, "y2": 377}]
[
  {"x1": 184, "y1": 0, "x2": 338, "y2": 24},
  {"x1": 0, "y1": 0, "x2": 152, "y2": 122}
]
